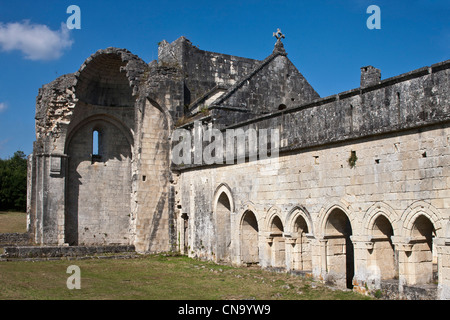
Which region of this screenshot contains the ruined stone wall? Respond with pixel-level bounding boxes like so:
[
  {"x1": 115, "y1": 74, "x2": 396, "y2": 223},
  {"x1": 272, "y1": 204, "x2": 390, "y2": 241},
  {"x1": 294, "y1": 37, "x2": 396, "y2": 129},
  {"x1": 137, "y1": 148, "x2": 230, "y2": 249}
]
[
  {"x1": 0, "y1": 233, "x2": 30, "y2": 246},
  {"x1": 144, "y1": 61, "x2": 185, "y2": 124},
  {"x1": 176, "y1": 59, "x2": 450, "y2": 298},
  {"x1": 218, "y1": 60, "x2": 449, "y2": 153},
  {"x1": 61, "y1": 50, "x2": 141, "y2": 246},
  {"x1": 28, "y1": 48, "x2": 147, "y2": 246},
  {"x1": 179, "y1": 123, "x2": 450, "y2": 295},
  {"x1": 132, "y1": 99, "x2": 173, "y2": 253},
  {"x1": 29, "y1": 73, "x2": 78, "y2": 245},
  {"x1": 158, "y1": 37, "x2": 260, "y2": 107},
  {"x1": 65, "y1": 105, "x2": 134, "y2": 245},
  {"x1": 27, "y1": 36, "x2": 450, "y2": 298},
  {"x1": 182, "y1": 46, "x2": 260, "y2": 106}
]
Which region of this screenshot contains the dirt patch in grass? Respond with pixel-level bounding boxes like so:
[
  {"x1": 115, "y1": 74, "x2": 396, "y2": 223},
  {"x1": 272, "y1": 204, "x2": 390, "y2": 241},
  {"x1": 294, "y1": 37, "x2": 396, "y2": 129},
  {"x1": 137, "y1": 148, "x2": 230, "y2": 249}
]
[{"x1": 0, "y1": 254, "x2": 371, "y2": 300}]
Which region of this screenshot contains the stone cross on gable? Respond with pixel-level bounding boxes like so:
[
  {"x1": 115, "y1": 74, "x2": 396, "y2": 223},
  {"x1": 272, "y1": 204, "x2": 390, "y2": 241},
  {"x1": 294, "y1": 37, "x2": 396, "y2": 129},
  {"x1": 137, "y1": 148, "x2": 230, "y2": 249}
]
[
  {"x1": 272, "y1": 28, "x2": 286, "y2": 55},
  {"x1": 273, "y1": 28, "x2": 285, "y2": 41}
]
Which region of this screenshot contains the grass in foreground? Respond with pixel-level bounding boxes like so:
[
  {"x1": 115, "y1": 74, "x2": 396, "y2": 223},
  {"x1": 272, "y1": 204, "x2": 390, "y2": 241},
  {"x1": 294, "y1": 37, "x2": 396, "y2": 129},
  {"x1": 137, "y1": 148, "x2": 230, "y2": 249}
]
[
  {"x1": 0, "y1": 211, "x2": 27, "y2": 233},
  {"x1": 0, "y1": 254, "x2": 371, "y2": 300}
]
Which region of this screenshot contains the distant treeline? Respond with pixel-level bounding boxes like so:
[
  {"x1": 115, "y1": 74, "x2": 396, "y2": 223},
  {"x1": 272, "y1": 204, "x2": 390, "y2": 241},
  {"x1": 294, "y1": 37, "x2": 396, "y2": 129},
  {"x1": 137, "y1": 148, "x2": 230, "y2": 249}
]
[{"x1": 0, "y1": 151, "x2": 27, "y2": 212}]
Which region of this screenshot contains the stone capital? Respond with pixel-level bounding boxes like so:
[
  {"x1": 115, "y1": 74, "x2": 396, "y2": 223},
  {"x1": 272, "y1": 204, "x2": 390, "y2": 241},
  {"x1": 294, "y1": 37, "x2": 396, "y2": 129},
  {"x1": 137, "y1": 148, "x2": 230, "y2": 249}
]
[{"x1": 350, "y1": 235, "x2": 374, "y2": 250}]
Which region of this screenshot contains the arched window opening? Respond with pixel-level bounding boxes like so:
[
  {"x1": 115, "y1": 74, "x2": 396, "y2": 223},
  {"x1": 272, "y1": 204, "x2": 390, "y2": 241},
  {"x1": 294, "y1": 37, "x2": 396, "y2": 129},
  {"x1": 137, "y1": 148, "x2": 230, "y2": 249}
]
[
  {"x1": 92, "y1": 129, "x2": 102, "y2": 162},
  {"x1": 93, "y1": 130, "x2": 99, "y2": 155}
]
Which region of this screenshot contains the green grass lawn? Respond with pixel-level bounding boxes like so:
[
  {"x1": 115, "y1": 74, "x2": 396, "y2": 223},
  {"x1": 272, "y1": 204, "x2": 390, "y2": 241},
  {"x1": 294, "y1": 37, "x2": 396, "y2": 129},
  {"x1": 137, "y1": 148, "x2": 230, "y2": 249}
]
[
  {"x1": 0, "y1": 212, "x2": 370, "y2": 300},
  {"x1": 0, "y1": 253, "x2": 371, "y2": 300},
  {"x1": 0, "y1": 211, "x2": 27, "y2": 233}
]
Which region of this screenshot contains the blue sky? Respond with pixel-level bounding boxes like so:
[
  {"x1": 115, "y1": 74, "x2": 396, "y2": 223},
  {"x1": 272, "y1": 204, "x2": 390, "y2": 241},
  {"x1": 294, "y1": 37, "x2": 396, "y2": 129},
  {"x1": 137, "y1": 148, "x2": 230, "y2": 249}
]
[{"x1": 0, "y1": 0, "x2": 448, "y2": 158}]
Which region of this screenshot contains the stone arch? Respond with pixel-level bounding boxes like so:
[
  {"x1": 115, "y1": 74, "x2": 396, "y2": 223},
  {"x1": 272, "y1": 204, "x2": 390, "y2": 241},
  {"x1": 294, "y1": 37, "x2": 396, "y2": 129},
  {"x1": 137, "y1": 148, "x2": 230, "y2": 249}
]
[
  {"x1": 240, "y1": 209, "x2": 260, "y2": 265},
  {"x1": 400, "y1": 201, "x2": 442, "y2": 286},
  {"x1": 264, "y1": 206, "x2": 284, "y2": 232},
  {"x1": 212, "y1": 183, "x2": 235, "y2": 214},
  {"x1": 237, "y1": 202, "x2": 261, "y2": 223},
  {"x1": 62, "y1": 48, "x2": 144, "y2": 247},
  {"x1": 371, "y1": 215, "x2": 397, "y2": 281},
  {"x1": 286, "y1": 206, "x2": 314, "y2": 235},
  {"x1": 363, "y1": 202, "x2": 399, "y2": 236},
  {"x1": 270, "y1": 215, "x2": 284, "y2": 233},
  {"x1": 74, "y1": 47, "x2": 147, "y2": 107},
  {"x1": 362, "y1": 202, "x2": 398, "y2": 280},
  {"x1": 65, "y1": 114, "x2": 134, "y2": 153},
  {"x1": 320, "y1": 203, "x2": 355, "y2": 289},
  {"x1": 237, "y1": 202, "x2": 262, "y2": 265},
  {"x1": 318, "y1": 200, "x2": 357, "y2": 238},
  {"x1": 64, "y1": 115, "x2": 133, "y2": 246},
  {"x1": 266, "y1": 207, "x2": 285, "y2": 268},
  {"x1": 401, "y1": 201, "x2": 443, "y2": 238},
  {"x1": 286, "y1": 206, "x2": 313, "y2": 271},
  {"x1": 410, "y1": 214, "x2": 438, "y2": 285},
  {"x1": 213, "y1": 184, "x2": 234, "y2": 263}
]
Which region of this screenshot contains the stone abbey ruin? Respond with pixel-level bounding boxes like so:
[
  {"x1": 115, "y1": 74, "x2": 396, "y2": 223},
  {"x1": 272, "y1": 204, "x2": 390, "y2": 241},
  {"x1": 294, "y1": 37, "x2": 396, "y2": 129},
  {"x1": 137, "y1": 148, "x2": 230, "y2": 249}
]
[{"x1": 21, "y1": 32, "x2": 450, "y2": 299}]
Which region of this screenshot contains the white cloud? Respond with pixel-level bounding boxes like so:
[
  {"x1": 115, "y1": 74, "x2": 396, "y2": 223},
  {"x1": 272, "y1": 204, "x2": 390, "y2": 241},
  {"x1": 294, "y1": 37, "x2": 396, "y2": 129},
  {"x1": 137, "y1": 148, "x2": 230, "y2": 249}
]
[
  {"x1": 0, "y1": 102, "x2": 7, "y2": 112},
  {"x1": 0, "y1": 20, "x2": 73, "y2": 61}
]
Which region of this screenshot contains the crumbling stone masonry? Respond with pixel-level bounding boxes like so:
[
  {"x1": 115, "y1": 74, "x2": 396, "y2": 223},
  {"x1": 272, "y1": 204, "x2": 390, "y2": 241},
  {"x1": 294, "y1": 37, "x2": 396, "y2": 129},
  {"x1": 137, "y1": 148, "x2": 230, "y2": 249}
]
[{"x1": 27, "y1": 34, "x2": 450, "y2": 299}]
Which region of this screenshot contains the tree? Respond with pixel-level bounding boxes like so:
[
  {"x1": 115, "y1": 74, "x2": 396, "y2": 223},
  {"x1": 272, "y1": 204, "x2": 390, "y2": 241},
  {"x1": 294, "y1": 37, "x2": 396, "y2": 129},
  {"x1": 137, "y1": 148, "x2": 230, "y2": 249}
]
[{"x1": 0, "y1": 151, "x2": 28, "y2": 212}]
